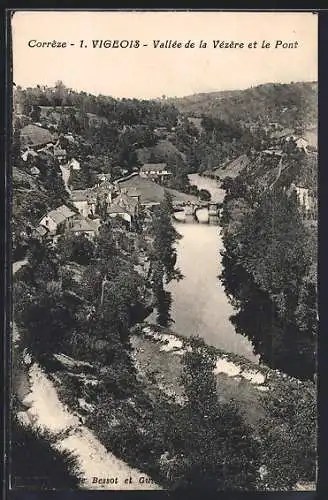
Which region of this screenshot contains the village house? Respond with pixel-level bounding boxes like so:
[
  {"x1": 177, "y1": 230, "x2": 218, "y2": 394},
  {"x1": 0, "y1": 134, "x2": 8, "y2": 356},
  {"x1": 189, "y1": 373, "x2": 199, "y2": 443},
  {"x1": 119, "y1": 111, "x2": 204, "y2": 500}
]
[
  {"x1": 139, "y1": 163, "x2": 172, "y2": 183},
  {"x1": 107, "y1": 192, "x2": 139, "y2": 226},
  {"x1": 70, "y1": 215, "x2": 100, "y2": 239},
  {"x1": 107, "y1": 203, "x2": 133, "y2": 225},
  {"x1": 30, "y1": 166, "x2": 40, "y2": 176},
  {"x1": 39, "y1": 205, "x2": 76, "y2": 235},
  {"x1": 21, "y1": 149, "x2": 38, "y2": 162},
  {"x1": 32, "y1": 225, "x2": 49, "y2": 240},
  {"x1": 54, "y1": 147, "x2": 67, "y2": 164},
  {"x1": 116, "y1": 172, "x2": 166, "y2": 208},
  {"x1": 68, "y1": 158, "x2": 81, "y2": 170},
  {"x1": 294, "y1": 137, "x2": 309, "y2": 152},
  {"x1": 70, "y1": 189, "x2": 97, "y2": 218},
  {"x1": 96, "y1": 173, "x2": 112, "y2": 184}
]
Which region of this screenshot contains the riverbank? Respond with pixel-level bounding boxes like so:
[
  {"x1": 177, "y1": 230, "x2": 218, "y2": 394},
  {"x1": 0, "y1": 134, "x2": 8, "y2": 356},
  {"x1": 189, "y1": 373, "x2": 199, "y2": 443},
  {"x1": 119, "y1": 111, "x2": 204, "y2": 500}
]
[
  {"x1": 132, "y1": 321, "x2": 311, "y2": 396},
  {"x1": 130, "y1": 322, "x2": 316, "y2": 489}
]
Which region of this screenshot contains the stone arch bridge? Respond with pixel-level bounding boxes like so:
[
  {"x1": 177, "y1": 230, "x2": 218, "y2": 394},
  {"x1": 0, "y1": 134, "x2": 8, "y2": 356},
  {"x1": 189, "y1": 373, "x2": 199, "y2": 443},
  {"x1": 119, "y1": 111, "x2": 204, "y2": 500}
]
[{"x1": 172, "y1": 200, "x2": 223, "y2": 225}]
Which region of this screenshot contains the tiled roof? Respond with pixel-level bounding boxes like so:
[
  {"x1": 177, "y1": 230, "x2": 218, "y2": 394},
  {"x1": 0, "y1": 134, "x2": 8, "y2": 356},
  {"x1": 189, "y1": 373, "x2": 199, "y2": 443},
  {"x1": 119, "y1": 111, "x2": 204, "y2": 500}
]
[
  {"x1": 71, "y1": 189, "x2": 97, "y2": 202},
  {"x1": 141, "y1": 163, "x2": 168, "y2": 172},
  {"x1": 43, "y1": 205, "x2": 75, "y2": 225},
  {"x1": 57, "y1": 205, "x2": 76, "y2": 218},
  {"x1": 20, "y1": 124, "x2": 54, "y2": 147},
  {"x1": 34, "y1": 225, "x2": 48, "y2": 236},
  {"x1": 108, "y1": 203, "x2": 128, "y2": 215},
  {"x1": 117, "y1": 174, "x2": 166, "y2": 205}
]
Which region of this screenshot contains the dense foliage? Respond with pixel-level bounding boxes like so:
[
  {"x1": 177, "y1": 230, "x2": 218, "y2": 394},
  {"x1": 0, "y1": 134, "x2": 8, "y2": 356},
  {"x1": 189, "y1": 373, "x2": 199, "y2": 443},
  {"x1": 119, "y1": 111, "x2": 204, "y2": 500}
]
[
  {"x1": 149, "y1": 193, "x2": 182, "y2": 326},
  {"x1": 175, "y1": 337, "x2": 260, "y2": 491},
  {"x1": 220, "y1": 170, "x2": 317, "y2": 380},
  {"x1": 11, "y1": 411, "x2": 81, "y2": 489},
  {"x1": 12, "y1": 79, "x2": 317, "y2": 489},
  {"x1": 172, "y1": 82, "x2": 317, "y2": 130}
]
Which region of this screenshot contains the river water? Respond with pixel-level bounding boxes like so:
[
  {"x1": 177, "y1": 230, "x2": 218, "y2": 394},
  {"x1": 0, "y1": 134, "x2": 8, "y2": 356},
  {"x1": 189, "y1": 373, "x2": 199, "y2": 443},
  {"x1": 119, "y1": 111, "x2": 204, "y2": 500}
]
[{"x1": 166, "y1": 174, "x2": 258, "y2": 362}]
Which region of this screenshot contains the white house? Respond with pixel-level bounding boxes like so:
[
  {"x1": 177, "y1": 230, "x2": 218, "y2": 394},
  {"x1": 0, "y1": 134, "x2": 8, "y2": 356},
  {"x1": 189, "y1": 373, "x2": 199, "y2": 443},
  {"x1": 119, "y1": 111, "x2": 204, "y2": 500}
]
[
  {"x1": 139, "y1": 163, "x2": 172, "y2": 182},
  {"x1": 295, "y1": 137, "x2": 309, "y2": 153},
  {"x1": 30, "y1": 166, "x2": 40, "y2": 176},
  {"x1": 39, "y1": 205, "x2": 76, "y2": 235},
  {"x1": 294, "y1": 186, "x2": 312, "y2": 211},
  {"x1": 21, "y1": 149, "x2": 38, "y2": 162},
  {"x1": 68, "y1": 158, "x2": 81, "y2": 170}
]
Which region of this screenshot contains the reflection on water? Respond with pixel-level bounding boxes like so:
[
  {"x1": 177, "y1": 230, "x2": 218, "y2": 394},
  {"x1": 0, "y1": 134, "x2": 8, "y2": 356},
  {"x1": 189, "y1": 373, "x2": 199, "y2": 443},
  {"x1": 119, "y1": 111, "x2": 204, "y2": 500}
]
[
  {"x1": 165, "y1": 174, "x2": 258, "y2": 362},
  {"x1": 149, "y1": 174, "x2": 258, "y2": 361},
  {"x1": 168, "y1": 222, "x2": 258, "y2": 362}
]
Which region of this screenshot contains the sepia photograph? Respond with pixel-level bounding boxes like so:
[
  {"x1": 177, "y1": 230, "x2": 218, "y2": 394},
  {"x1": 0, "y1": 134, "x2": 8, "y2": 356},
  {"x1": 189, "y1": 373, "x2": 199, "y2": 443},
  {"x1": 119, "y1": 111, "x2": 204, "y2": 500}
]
[{"x1": 9, "y1": 10, "x2": 317, "y2": 491}]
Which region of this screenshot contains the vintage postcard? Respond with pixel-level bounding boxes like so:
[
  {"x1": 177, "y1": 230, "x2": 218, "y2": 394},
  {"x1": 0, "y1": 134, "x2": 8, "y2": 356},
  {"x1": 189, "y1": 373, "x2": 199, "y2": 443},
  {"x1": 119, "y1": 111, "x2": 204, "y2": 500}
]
[{"x1": 9, "y1": 10, "x2": 317, "y2": 491}]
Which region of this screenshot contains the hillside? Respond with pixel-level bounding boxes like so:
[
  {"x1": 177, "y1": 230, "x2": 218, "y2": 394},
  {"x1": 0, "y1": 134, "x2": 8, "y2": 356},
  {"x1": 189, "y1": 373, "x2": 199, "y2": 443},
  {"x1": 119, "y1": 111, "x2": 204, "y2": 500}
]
[
  {"x1": 171, "y1": 81, "x2": 317, "y2": 132},
  {"x1": 136, "y1": 139, "x2": 186, "y2": 165}
]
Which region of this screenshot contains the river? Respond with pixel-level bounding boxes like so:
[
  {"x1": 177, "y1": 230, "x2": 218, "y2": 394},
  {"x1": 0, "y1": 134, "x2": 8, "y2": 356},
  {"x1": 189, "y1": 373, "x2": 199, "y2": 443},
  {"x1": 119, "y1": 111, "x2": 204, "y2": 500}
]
[{"x1": 166, "y1": 174, "x2": 258, "y2": 363}]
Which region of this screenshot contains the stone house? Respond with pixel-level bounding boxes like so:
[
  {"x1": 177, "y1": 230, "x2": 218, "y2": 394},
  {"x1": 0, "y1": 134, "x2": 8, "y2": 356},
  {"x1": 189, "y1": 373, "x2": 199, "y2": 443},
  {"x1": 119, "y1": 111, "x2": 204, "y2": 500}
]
[
  {"x1": 39, "y1": 205, "x2": 76, "y2": 235},
  {"x1": 139, "y1": 163, "x2": 172, "y2": 183},
  {"x1": 70, "y1": 216, "x2": 100, "y2": 239},
  {"x1": 70, "y1": 189, "x2": 97, "y2": 218}
]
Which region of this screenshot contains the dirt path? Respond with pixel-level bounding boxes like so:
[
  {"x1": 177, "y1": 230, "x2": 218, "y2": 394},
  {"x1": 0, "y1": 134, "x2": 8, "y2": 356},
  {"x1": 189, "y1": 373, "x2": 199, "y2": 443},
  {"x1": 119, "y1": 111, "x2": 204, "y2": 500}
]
[
  {"x1": 59, "y1": 165, "x2": 71, "y2": 195},
  {"x1": 21, "y1": 363, "x2": 161, "y2": 490},
  {"x1": 12, "y1": 259, "x2": 161, "y2": 491}
]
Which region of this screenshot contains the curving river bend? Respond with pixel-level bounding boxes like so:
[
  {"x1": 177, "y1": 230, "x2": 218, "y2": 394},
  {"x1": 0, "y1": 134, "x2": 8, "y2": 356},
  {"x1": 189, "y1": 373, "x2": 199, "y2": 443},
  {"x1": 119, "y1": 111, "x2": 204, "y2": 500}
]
[{"x1": 166, "y1": 174, "x2": 258, "y2": 363}]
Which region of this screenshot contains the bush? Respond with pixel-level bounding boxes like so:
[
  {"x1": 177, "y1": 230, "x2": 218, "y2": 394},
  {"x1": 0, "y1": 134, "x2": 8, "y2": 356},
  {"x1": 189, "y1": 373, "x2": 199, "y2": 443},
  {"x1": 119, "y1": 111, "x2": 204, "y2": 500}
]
[
  {"x1": 10, "y1": 416, "x2": 81, "y2": 489},
  {"x1": 198, "y1": 189, "x2": 211, "y2": 201}
]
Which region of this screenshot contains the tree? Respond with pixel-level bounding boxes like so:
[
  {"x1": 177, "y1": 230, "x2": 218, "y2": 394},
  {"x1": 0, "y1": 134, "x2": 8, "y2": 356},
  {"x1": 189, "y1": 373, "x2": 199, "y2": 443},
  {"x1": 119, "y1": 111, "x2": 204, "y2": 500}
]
[
  {"x1": 172, "y1": 337, "x2": 260, "y2": 491},
  {"x1": 57, "y1": 233, "x2": 95, "y2": 266},
  {"x1": 150, "y1": 193, "x2": 182, "y2": 283},
  {"x1": 30, "y1": 105, "x2": 41, "y2": 122},
  {"x1": 54, "y1": 80, "x2": 67, "y2": 106},
  {"x1": 220, "y1": 181, "x2": 317, "y2": 380},
  {"x1": 19, "y1": 289, "x2": 77, "y2": 360},
  {"x1": 149, "y1": 193, "x2": 182, "y2": 326},
  {"x1": 198, "y1": 189, "x2": 211, "y2": 202},
  {"x1": 258, "y1": 381, "x2": 316, "y2": 490}
]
